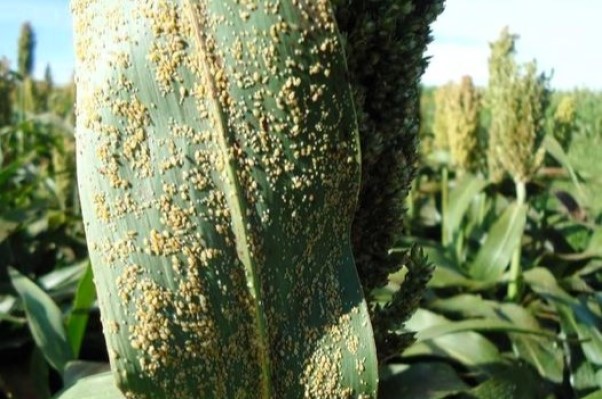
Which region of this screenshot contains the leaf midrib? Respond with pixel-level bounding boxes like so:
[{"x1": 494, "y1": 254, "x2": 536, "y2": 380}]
[{"x1": 183, "y1": 2, "x2": 272, "y2": 398}]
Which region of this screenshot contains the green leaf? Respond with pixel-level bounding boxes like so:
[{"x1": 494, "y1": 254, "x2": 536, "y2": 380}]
[
  {"x1": 431, "y1": 295, "x2": 563, "y2": 383},
  {"x1": 430, "y1": 294, "x2": 499, "y2": 318},
  {"x1": 581, "y1": 390, "x2": 602, "y2": 399},
  {"x1": 525, "y1": 268, "x2": 602, "y2": 393},
  {"x1": 431, "y1": 295, "x2": 564, "y2": 383},
  {"x1": 499, "y1": 304, "x2": 563, "y2": 383},
  {"x1": 379, "y1": 362, "x2": 468, "y2": 399},
  {"x1": 39, "y1": 261, "x2": 87, "y2": 292},
  {"x1": 0, "y1": 210, "x2": 30, "y2": 245},
  {"x1": 404, "y1": 309, "x2": 503, "y2": 369},
  {"x1": 420, "y1": 243, "x2": 475, "y2": 288},
  {"x1": 429, "y1": 265, "x2": 494, "y2": 291},
  {"x1": 0, "y1": 295, "x2": 17, "y2": 316},
  {"x1": 468, "y1": 202, "x2": 527, "y2": 281},
  {"x1": 444, "y1": 173, "x2": 488, "y2": 245},
  {"x1": 9, "y1": 267, "x2": 73, "y2": 374},
  {"x1": 464, "y1": 187, "x2": 491, "y2": 232},
  {"x1": 0, "y1": 217, "x2": 21, "y2": 245},
  {"x1": 464, "y1": 362, "x2": 543, "y2": 399},
  {"x1": 543, "y1": 134, "x2": 587, "y2": 201},
  {"x1": 526, "y1": 268, "x2": 602, "y2": 361},
  {"x1": 63, "y1": 361, "x2": 111, "y2": 389},
  {"x1": 53, "y1": 372, "x2": 125, "y2": 399},
  {"x1": 0, "y1": 155, "x2": 30, "y2": 187},
  {"x1": 417, "y1": 318, "x2": 557, "y2": 342},
  {"x1": 564, "y1": 336, "x2": 600, "y2": 396},
  {"x1": 30, "y1": 347, "x2": 52, "y2": 399},
  {"x1": 72, "y1": 1, "x2": 377, "y2": 398},
  {"x1": 585, "y1": 226, "x2": 602, "y2": 257},
  {"x1": 66, "y1": 262, "x2": 96, "y2": 357}
]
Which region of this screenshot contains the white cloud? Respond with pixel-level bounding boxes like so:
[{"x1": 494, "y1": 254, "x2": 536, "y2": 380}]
[
  {"x1": 422, "y1": 0, "x2": 602, "y2": 89},
  {"x1": 423, "y1": 43, "x2": 489, "y2": 87}
]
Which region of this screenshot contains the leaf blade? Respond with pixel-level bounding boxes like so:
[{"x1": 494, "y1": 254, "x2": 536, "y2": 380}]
[
  {"x1": 53, "y1": 372, "x2": 125, "y2": 399},
  {"x1": 468, "y1": 202, "x2": 527, "y2": 281},
  {"x1": 66, "y1": 262, "x2": 96, "y2": 357},
  {"x1": 444, "y1": 173, "x2": 488, "y2": 243},
  {"x1": 71, "y1": 1, "x2": 378, "y2": 398},
  {"x1": 9, "y1": 267, "x2": 73, "y2": 374}
]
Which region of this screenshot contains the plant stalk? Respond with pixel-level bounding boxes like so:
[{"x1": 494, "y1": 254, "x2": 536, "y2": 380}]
[
  {"x1": 507, "y1": 180, "x2": 526, "y2": 300},
  {"x1": 441, "y1": 166, "x2": 450, "y2": 247}
]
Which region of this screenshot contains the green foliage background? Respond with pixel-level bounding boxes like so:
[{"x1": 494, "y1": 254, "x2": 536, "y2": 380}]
[{"x1": 0, "y1": 8, "x2": 602, "y2": 399}]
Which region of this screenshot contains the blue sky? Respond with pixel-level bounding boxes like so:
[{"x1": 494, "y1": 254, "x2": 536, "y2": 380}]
[
  {"x1": 423, "y1": 0, "x2": 602, "y2": 89},
  {"x1": 1, "y1": 0, "x2": 601, "y2": 89},
  {"x1": 0, "y1": 1, "x2": 73, "y2": 83}
]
